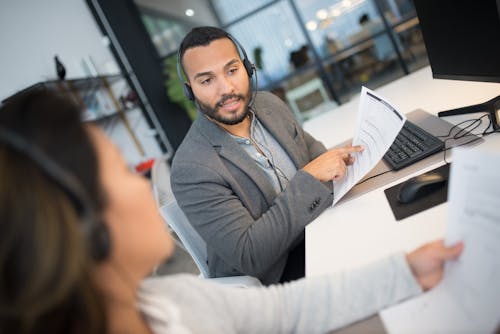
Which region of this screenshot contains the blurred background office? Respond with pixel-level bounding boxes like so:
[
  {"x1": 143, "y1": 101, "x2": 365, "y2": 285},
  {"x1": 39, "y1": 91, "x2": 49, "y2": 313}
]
[
  {"x1": 0, "y1": 0, "x2": 429, "y2": 159},
  {"x1": 137, "y1": 0, "x2": 428, "y2": 122},
  {"x1": 0, "y1": 0, "x2": 467, "y2": 277}
]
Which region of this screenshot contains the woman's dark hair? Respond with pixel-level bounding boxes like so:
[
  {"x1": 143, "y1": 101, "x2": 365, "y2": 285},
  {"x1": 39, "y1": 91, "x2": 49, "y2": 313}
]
[{"x1": 0, "y1": 87, "x2": 107, "y2": 333}]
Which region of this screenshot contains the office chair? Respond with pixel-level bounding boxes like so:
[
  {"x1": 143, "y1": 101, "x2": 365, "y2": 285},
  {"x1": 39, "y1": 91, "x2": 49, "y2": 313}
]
[
  {"x1": 285, "y1": 77, "x2": 337, "y2": 123},
  {"x1": 150, "y1": 155, "x2": 188, "y2": 255},
  {"x1": 151, "y1": 155, "x2": 176, "y2": 208},
  {"x1": 159, "y1": 201, "x2": 262, "y2": 288}
]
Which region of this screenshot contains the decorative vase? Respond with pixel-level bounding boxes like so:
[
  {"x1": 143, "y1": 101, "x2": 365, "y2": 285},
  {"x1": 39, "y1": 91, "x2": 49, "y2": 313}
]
[{"x1": 54, "y1": 55, "x2": 66, "y2": 80}]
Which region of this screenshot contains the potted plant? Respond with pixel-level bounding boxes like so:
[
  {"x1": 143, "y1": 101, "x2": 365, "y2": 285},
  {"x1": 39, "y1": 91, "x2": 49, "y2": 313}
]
[{"x1": 164, "y1": 55, "x2": 197, "y2": 121}]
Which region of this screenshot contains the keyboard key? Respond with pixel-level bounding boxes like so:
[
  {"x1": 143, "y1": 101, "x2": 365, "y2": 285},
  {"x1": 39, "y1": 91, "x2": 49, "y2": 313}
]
[{"x1": 383, "y1": 120, "x2": 444, "y2": 170}]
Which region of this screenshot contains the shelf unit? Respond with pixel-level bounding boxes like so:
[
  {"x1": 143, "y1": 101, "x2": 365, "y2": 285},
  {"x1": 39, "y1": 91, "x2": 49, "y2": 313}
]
[{"x1": 4, "y1": 74, "x2": 170, "y2": 167}]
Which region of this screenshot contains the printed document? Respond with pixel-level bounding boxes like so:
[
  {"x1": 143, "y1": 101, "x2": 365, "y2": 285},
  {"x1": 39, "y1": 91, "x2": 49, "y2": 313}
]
[
  {"x1": 332, "y1": 87, "x2": 406, "y2": 205},
  {"x1": 381, "y1": 148, "x2": 500, "y2": 333}
]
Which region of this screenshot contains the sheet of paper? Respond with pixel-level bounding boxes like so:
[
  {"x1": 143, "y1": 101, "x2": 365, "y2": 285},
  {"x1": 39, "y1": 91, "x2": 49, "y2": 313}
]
[
  {"x1": 381, "y1": 148, "x2": 500, "y2": 334},
  {"x1": 332, "y1": 86, "x2": 406, "y2": 205}
]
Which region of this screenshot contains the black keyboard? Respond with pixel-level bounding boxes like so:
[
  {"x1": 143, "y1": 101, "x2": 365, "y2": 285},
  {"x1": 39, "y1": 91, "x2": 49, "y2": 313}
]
[{"x1": 383, "y1": 120, "x2": 445, "y2": 170}]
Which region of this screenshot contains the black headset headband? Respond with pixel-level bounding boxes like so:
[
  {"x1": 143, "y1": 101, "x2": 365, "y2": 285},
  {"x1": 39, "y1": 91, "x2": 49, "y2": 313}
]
[
  {"x1": 0, "y1": 125, "x2": 110, "y2": 261},
  {"x1": 176, "y1": 33, "x2": 255, "y2": 101}
]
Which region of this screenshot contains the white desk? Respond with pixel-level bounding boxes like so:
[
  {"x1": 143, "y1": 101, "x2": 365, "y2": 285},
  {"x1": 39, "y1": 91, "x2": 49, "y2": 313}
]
[{"x1": 304, "y1": 66, "x2": 500, "y2": 278}]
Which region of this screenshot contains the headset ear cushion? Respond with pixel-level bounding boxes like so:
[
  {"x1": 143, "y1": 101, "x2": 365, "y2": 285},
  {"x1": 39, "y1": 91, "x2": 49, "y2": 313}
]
[
  {"x1": 89, "y1": 223, "x2": 111, "y2": 262},
  {"x1": 243, "y1": 59, "x2": 254, "y2": 78},
  {"x1": 183, "y1": 83, "x2": 194, "y2": 101}
]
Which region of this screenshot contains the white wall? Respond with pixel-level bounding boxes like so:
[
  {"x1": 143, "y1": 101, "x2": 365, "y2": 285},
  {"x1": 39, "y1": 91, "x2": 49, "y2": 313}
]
[
  {"x1": 0, "y1": 0, "x2": 162, "y2": 165},
  {"x1": 0, "y1": 0, "x2": 118, "y2": 100}
]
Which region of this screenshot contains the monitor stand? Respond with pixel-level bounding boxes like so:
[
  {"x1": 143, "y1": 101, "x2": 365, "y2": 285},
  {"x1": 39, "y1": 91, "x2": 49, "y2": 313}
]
[{"x1": 437, "y1": 95, "x2": 500, "y2": 130}]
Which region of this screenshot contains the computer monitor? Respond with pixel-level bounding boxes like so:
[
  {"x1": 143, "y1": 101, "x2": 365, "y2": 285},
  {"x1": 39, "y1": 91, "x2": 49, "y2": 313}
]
[{"x1": 414, "y1": 0, "x2": 500, "y2": 128}]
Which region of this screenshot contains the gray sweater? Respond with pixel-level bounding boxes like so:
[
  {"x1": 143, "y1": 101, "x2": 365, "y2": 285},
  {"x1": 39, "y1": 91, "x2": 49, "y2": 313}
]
[{"x1": 138, "y1": 253, "x2": 421, "y2": 334}]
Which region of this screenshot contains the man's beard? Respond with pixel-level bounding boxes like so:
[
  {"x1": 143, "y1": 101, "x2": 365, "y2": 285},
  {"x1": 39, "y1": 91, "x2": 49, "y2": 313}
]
[{"x1": 196, "y1": 85, "x2": 252, "y2": 125}]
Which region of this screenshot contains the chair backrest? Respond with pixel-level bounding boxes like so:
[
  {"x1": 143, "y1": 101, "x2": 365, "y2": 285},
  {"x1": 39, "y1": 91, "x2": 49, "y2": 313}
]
[
  {"x1": 151, "y1": 156, "x2": 176, "y2": 207},
  {"x1": 159, "y1": 201, "x2": 210, "y2": 278},
  {"x1": 285, "y1": 77, "x2": 331, "y2": 122}
]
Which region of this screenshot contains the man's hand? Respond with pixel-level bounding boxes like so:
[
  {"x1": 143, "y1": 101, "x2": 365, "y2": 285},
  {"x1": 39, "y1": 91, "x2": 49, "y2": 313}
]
[
  {"x1": 302, "y1": 145, "x2": 364, "y2": 182},
  {"x1": 406, "y1": 240, "x2": 464, "y2": 291}
]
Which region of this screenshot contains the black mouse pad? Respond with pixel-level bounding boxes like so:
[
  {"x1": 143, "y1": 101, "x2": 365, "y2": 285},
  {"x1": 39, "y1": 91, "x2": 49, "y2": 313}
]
[{"x1": 384, "y1": 164, "x2": 450, "y2": 221}]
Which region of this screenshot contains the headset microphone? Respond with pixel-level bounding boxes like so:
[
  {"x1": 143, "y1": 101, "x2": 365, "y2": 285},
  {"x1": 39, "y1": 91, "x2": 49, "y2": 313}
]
[{"x1": 247, "y1": 62, "x2": 259, "y2": 110}]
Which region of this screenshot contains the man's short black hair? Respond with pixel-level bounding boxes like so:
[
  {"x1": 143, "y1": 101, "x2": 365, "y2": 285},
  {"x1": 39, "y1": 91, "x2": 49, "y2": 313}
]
[{"x1": 178, "y1": 26, "x2": 230, "y2": 69}]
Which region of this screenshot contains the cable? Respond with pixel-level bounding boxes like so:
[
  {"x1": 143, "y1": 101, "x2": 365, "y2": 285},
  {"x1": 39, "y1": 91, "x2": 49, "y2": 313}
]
[
  {"x1": 356, "y1": 169, "x2": 393, "y2": 185},
  {"x1": 435, "y1": 115, "x2": 487, "y2": 138},
  {"x1": 249, "y1": 135, "x2": 290, "y2": 191},
  {"x1": 439, "y1": 113, "x2": 500, "y2": 163},
  {"x1": 355, "y1": 114, "x2": 500, "y2": 185},
  {"x1": 247, "y1": 111, "x2": 294, "y2": 192},
  {"x1": 442, "y1": 114, "x2": 492, "y2": 137}
]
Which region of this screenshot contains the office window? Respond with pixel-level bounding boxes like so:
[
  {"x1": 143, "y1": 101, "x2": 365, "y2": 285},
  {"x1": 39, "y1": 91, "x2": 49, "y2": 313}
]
[
  {"x1": 377, "y1": 0, "x2": 428, "y2": 72},
  {"x1": 191, "y1": 0, "x2": 427, "y2": 120},
  {"x1": 211, "y1": 0, "x2": 275, "y2": 25},
  {"x1": 141, "y1": 13, "x2": 189, "y2": 57},
  {"x1": 380, "y1": 0, "x2": 416, "y2": 23},
  {"x1": 294, "y1": 0, "x2": 380, "y2": 57},
  {"x1": 227, "y1": 1, "x2": 307, "y2": 87}
]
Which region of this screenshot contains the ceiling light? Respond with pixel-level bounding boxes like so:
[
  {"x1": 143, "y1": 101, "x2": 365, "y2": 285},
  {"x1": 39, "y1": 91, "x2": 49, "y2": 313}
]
[
  {"x1": 306, "y1": 20, "x2": 318, "y2": 31},
  {"x1": 316, "y1": 9, "x2": 328, "y2": 20},
  {"x1": 185, "y1": 9, "x2": 195, "y2": 17},
  {"x1": 331, "y1": 8, "x2": 341, "y2": 17}
]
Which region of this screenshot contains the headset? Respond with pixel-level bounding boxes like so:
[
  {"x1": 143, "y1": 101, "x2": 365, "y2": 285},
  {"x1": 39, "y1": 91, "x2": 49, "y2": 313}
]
[
  {"x1": 0, "y1": 125, "x2": 111, "y2": 262},
  {"x1": 176, "y1": 33, "x2": 255, "y2": 101}
]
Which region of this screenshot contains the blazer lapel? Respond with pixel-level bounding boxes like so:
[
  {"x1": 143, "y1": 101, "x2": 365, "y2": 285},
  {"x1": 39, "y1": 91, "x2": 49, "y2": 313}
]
[
  {"x1": 253, "y1": 103, "x2": 310, "y2": 168},
  {"x1": 195, "y1": 114, "x2": 278, "y2": 204}
]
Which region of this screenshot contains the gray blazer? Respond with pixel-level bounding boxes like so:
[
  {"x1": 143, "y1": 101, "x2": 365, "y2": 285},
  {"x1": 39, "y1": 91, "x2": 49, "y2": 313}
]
[{"x1": 171, "y1": 91, "x2": 333, "y2": 284}]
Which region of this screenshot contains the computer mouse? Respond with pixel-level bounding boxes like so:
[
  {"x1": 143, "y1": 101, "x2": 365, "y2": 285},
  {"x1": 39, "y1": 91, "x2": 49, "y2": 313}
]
[{"x1": 397, "y1": 172, "x2": 447, "y2": 204}]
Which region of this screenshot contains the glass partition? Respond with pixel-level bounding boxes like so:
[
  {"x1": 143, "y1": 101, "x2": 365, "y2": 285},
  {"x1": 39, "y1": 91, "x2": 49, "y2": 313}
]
[
  {"x1": 134, "y1": 0, "x2": 429, "y2": 122},
  {"x1": 227, "y1": 1, "x2": 308, "y2": 88},
  {"x1": 211, "y1": 0, "x2": 276, "y2": 25}
]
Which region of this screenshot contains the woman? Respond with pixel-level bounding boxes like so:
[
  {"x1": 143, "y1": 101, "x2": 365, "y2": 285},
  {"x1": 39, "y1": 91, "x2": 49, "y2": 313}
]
[{"x1": 0, "y1": 88, "x2": 462, "y2": 333}]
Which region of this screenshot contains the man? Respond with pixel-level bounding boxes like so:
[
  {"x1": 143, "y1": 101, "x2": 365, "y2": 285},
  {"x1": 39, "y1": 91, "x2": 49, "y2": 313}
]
[{"x1": 171, "y1": 27, "x2": 363, "y2": 285}]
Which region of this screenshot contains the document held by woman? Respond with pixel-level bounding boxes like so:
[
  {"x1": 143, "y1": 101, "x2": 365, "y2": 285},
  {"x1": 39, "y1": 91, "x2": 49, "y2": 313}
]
[{"x1": 380, "y1": 148, "x2": 500, "y2": 333}]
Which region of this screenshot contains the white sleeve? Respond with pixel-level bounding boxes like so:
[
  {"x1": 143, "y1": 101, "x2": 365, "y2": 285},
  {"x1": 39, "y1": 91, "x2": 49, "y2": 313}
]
[{"x1": 140, "y1": 252, "x2": 422, "y2": 334}]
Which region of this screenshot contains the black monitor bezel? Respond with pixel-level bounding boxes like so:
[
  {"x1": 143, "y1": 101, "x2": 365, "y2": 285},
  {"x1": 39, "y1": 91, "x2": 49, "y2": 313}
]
[{"x1": 414, "y1": 0, "x2": 500, "y2": 84}]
